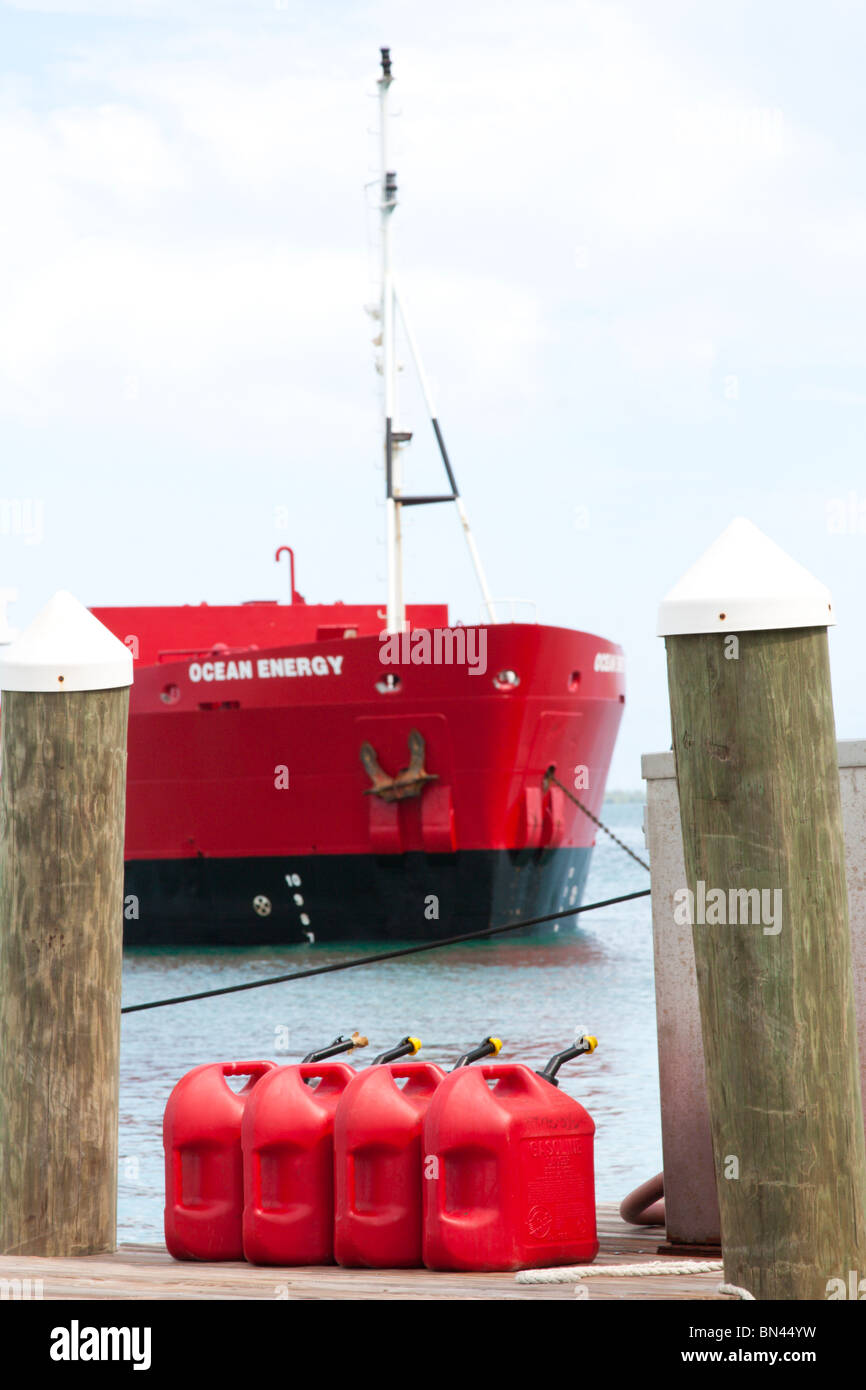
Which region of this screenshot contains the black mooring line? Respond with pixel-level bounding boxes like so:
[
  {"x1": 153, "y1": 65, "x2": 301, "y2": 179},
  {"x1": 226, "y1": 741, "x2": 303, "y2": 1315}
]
[{"x1": 120, "y1": 888, "x2": 651, "y2": 1015}]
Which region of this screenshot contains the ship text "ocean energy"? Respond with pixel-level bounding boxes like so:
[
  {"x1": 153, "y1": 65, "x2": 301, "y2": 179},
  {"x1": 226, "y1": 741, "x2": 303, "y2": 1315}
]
[{"x1": 187, "y1": 656, "x2": 345, "y2": 682}]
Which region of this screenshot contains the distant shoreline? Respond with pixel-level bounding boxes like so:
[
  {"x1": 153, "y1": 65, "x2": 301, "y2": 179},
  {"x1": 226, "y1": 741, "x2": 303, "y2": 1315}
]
[{"x1": 603, "y1": 790, "x2": 646, "y2": 803}]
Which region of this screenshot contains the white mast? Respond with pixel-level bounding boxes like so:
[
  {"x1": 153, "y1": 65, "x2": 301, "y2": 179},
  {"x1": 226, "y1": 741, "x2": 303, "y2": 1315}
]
[
  {"x1": 376, "y1": 47, "x2": 497, "y2": 630},
  {"x1": 378, "y1": 48, "x2": 404, "y2": 635}
]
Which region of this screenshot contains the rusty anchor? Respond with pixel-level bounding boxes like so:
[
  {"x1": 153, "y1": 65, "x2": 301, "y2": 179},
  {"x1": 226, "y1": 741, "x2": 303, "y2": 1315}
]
[{"x1": 360, "y1": 728, "x2": 439, "y2": 802}]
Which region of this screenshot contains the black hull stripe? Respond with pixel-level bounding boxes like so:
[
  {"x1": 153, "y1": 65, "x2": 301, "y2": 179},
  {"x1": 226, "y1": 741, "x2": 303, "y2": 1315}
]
[{"x1": 122, "y1": 848, "x2": 593, "y2": 946}]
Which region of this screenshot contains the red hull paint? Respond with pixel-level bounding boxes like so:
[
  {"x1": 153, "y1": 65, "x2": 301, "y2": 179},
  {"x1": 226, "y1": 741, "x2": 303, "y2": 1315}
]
[{"x1": 91, "y1": 602, "x2": 625, "y2": 940}]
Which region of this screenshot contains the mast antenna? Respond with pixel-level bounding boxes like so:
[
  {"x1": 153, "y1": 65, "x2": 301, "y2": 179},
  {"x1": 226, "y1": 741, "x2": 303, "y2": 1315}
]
[{"x1": 376, "y1": 47, "x2": 496, "y2": 633}]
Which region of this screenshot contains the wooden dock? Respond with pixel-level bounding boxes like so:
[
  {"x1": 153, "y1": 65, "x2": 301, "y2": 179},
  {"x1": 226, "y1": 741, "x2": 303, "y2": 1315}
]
[{"x1": 0, "y1": 1206, "x2": 726, "y2": 1300}]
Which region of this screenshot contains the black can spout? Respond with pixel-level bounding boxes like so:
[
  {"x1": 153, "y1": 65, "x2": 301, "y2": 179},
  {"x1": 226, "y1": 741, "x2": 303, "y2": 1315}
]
[
  {"x1": 372, "y1": 1035, "x2": 421, "y2": 1065},
  {"x1": 302, "y1": 1032, "x2": 368, "y2": 1064},
  {"x1": 538, "y1": 1032, "x2": 598, "y2": 1086},
  {"x1": 452, "y1": 1036, "x2": 503, "y2": 1069}
]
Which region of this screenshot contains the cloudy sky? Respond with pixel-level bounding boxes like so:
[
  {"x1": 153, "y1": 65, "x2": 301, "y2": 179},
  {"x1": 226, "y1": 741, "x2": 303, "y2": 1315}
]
[{"x1": 2, "y1": 0, "x2": 866, "y2": 786}]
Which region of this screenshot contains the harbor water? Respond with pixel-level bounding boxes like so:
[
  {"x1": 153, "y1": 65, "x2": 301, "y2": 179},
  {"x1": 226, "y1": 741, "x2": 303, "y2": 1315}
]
[{"x1": 118, "y1": 799, "x2": 660, "y2": 1243}]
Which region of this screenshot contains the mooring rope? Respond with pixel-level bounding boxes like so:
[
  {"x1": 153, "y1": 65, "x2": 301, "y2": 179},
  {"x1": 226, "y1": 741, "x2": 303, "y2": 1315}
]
[
  {"x1": 121, "y1": 887, "x2": 652, "y2": 1014},
  {"x1": 516, "y1": 1259, "x2": 724, "y2": 1283},
  {"x1": 546, "y1": 773, "x2": 651, "y2": 874},
  {"x1": 517, "y1": 1262, "x2": 755, "y2": 1300}
]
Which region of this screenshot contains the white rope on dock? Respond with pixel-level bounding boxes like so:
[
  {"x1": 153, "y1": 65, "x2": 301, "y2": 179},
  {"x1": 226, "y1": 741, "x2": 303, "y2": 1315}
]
[
  {"x1": 718, "y1": 1282, "x2": 755, "y2": 1300},
  {"x1": 515, "y1": 1259, "x2": 724, "y2": 1284}
]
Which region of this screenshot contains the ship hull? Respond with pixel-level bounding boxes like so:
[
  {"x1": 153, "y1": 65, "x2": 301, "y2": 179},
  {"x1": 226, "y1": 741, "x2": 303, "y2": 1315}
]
[
  {"x1": 123, "y1": 846, "x2": 592, "y2": 945},
  {"x1": 91, "y1": 603, "x2": 625, "y2": 946}
]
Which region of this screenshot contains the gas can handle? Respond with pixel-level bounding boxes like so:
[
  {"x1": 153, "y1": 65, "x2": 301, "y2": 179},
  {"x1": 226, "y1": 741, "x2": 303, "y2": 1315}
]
[
  {"x1": 222, "y1": 1061, "x2": 274, "y2": 1077},
  {"x1": 298, "y1": 1061, "x2": 355, "y2": 1084},
  {"x1": 474, "y1": 1062, "x2": 534, "y2": 1090},
  {"x1": 384, "y1": 1062, "x2": 443, "y2": 1085},
  {"x1": 220, "y1": 1061, "x2": 275, "y2": 1094}
]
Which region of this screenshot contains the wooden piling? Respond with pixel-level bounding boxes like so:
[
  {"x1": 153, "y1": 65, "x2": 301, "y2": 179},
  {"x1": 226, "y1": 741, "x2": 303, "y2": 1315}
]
[
  {"x1": 659, "y1": 518, "x2": 866, "y2": 1300},
  {"x1": 0, "y1": 592, "x2": 132, "y2": 1256}
]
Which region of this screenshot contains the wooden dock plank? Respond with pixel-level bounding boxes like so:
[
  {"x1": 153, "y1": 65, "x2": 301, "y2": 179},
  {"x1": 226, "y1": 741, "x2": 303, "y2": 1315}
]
[{"x1": 0, "y1": 1206, "x2": 725, "y2": 1300}]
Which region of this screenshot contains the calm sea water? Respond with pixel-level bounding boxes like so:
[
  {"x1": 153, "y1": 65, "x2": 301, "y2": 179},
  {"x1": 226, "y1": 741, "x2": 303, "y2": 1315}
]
[{"x1": 118, "y1": 800, "x2": 660, "y2": 1243}]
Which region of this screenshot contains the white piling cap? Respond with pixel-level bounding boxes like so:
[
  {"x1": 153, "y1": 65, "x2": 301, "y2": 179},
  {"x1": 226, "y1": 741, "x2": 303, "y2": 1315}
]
[
  {"x1": 0, "y1": 590, "x2": 134, "y2": 692},
  {"x1": 657, "y1": 517, "x2": 835, "y2": 636}
]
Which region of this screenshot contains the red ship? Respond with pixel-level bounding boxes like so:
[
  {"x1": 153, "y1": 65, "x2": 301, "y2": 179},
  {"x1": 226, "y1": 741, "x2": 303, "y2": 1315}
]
[{"x1": 91, "y1": 50, "x2": 625, "y2": 945}]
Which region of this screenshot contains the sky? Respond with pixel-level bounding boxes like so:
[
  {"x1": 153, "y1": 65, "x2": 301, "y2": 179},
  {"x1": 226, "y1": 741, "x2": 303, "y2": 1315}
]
[{"x1": 2, "y1": 0, "x2": 866, "y2": 787}]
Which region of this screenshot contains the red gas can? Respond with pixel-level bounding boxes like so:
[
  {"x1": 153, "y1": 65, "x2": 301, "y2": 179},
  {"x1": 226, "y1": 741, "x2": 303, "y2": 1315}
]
[
  {"x1": 334, "y1": 1053, "x2": 445, "y2": 1268},
  {"x1": 242, "y1": 1060, "x2": 357, "y2": 1265},
  {"x1": 333, "y1": 1034, "x2": 502, "y2": 1268},
  {"x1": 164, "y1": 1060, "x2": 275, "y2": 1261},
  {"x1": 423, "y1": 1040, "x2": 598, "y2": 1271}
]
